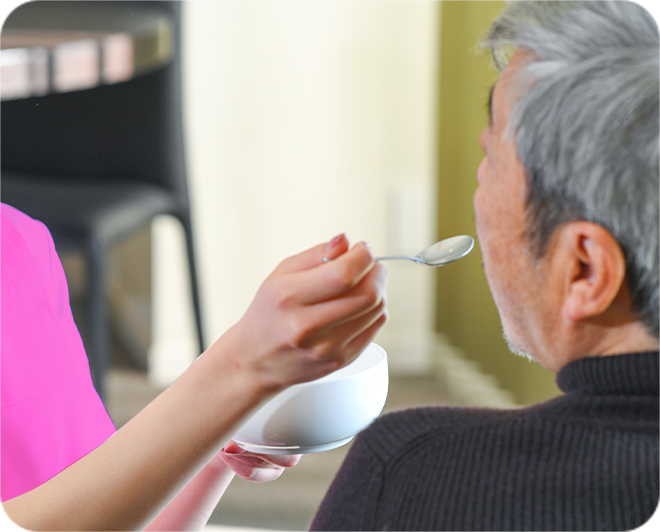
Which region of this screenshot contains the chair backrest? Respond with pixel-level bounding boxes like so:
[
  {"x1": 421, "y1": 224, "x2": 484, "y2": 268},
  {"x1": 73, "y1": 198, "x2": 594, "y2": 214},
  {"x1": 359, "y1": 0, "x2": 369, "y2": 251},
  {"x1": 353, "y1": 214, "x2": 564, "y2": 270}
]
[{"x1": 1, "y1": 1, "x2": 189, "y2": 203}]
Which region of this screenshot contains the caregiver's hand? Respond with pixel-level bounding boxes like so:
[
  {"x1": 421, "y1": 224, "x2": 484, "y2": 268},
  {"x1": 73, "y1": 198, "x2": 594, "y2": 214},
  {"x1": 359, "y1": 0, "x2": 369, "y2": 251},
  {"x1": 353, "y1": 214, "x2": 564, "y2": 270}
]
[
  {"x1": 217, "y1": 234, "x2": 388, "y2": 393},
  {"x1": 2, "y1": 231, "x2": 385, "y2": 532},
  {"x1": 219, "y1": 441, "x2": 301, "y2": 483}
]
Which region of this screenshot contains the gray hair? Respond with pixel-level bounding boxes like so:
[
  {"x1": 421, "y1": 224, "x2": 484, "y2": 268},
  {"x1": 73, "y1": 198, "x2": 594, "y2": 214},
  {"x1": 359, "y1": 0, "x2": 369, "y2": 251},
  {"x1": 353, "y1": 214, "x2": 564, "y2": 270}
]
[{"x1": 482, "y1": 1, "x2": 659, "y2": 337}]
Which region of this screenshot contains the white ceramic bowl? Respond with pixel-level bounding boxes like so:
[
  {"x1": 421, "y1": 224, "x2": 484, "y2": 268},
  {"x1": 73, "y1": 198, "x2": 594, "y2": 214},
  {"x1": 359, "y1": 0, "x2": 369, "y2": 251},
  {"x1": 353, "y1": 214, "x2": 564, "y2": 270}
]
[{"x1": 233, "y1": 343, "x2": 388, "y2": 454}]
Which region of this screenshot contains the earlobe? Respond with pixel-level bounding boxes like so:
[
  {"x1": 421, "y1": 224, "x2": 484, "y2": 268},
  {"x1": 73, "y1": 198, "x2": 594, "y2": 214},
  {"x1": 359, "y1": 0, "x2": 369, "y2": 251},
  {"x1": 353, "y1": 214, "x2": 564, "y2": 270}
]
[{"x1": 561, "y1": 223, "x2": 626, "y2": 323}]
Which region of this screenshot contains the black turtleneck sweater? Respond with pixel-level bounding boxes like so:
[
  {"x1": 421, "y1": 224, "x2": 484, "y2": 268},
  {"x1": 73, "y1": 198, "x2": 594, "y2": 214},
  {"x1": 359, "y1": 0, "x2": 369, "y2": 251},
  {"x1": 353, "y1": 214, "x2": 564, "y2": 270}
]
[{"x1": 311, "y1": 352, "x2": 659, "y2": 531}]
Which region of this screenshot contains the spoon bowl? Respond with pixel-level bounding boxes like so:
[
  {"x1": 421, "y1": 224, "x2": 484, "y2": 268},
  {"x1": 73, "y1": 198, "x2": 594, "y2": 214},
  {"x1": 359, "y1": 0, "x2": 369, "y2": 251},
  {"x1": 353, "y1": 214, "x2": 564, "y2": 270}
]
[{"x1": 375, "y1": 235, "x2": 474, "y2": 266}]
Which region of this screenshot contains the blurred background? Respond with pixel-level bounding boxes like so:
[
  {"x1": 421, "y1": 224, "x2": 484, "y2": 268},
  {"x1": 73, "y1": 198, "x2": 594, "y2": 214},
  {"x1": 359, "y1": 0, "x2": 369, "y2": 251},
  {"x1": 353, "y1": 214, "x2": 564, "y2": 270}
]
[
  {"x1": 145, "y1": 0, "x2": 560, "y2": 404},
  {"x1": 1, "y1": 1, "x2": 570, "y2": 530}
]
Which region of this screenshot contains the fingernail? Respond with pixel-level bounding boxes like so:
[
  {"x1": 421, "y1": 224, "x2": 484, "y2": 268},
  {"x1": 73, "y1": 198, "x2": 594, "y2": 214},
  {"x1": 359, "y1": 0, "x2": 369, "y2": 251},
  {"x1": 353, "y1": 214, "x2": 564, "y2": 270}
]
[{"x1": 325, "y1": 233, "x2": 345, "y2": 251}]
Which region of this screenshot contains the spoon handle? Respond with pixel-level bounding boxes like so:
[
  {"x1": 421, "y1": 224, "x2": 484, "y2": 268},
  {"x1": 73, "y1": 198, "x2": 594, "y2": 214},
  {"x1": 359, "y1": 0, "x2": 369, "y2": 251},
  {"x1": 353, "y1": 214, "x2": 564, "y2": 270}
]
[{"x1": 375, "y1": 255, "x2": 426, "y2": 264}]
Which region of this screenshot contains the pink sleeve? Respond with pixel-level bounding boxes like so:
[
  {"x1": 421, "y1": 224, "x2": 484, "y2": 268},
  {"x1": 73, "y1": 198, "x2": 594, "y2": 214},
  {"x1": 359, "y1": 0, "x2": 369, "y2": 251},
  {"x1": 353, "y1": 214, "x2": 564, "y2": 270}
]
[{"x1": 1, "y1": 203, "x2": 116, "y2": 501}]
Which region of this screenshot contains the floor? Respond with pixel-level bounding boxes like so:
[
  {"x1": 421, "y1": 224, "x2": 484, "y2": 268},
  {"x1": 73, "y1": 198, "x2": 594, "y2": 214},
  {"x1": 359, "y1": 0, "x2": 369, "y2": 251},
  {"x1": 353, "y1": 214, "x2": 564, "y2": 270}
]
[{"x1": 105, "y1": 348, "x2": 453, "y2": 531}]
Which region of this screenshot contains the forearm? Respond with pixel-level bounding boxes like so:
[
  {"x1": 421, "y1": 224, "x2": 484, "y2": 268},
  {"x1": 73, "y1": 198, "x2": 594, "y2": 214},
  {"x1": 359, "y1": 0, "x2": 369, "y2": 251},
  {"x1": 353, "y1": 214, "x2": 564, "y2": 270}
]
[
  {"x1": 144, "y1": 455, "x2": 236, "y2": 532},
  {"x1": 3, "y1": 337, "x2": 271, "y2": 531},
  {"x1": 2, "y1": 238, "x2": 387, "y2": 531}
]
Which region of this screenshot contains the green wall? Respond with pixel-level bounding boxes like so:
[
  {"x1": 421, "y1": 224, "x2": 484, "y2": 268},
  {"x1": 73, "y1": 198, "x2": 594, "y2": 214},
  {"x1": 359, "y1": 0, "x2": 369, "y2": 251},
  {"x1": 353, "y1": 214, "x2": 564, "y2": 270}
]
[{"x1": 434, "y1": 1, "x2": 560, "y2": 405}]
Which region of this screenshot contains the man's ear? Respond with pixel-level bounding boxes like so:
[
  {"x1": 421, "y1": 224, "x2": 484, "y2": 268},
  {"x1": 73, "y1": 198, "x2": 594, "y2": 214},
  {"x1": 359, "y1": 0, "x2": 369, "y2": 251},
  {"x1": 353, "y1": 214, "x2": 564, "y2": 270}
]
[{"x1": 558, "y1": 222, "x2": 627, "y2": 323}]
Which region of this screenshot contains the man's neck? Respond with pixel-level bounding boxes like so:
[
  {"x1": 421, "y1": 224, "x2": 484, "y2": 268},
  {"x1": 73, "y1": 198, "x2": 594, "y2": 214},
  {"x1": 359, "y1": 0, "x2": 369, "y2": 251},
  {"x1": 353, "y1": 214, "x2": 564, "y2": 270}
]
[{"x1": 554, "y1": 321, "x2": 659, "y2": 373}]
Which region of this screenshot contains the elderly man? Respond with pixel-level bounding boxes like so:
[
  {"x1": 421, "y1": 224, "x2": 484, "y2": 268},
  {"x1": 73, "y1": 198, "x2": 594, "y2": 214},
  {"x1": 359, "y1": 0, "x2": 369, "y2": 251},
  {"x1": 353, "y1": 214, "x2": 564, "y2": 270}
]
[{"x1": 311, "y1": 2, "x2": 659, "y2": 530}]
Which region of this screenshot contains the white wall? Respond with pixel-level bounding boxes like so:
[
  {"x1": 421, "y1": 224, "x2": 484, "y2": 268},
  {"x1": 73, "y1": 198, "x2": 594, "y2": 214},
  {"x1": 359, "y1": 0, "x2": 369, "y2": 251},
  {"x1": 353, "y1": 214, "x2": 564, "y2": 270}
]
[{"x1": 150, "y1": 0, "x2": 439, "y2": 384}]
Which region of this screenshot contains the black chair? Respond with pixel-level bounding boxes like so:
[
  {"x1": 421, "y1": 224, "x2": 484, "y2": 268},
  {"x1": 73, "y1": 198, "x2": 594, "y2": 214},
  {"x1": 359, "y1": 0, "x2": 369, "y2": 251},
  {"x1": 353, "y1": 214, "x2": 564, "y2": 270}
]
[{"x1": 1, "y1": 1, "x2": 205, "y2": 400}]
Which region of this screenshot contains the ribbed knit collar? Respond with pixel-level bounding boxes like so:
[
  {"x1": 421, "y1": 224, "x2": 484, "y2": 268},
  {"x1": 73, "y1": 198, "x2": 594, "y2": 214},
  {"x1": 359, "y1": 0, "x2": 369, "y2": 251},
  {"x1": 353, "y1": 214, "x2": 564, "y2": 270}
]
[{"x1": 556, "y1": 352, "x2": 659, "y2": 395}]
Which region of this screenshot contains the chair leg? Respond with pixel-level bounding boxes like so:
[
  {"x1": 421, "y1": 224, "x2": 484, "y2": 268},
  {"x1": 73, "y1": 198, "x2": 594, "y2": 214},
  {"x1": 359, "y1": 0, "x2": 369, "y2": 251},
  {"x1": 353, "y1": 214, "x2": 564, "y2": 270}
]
[
  {"x1": 180, "y1": 214, "x2": 205, "y2": 354},
  {"x1": 85, "y1": 236, "x2": 110, "y2": 401}
]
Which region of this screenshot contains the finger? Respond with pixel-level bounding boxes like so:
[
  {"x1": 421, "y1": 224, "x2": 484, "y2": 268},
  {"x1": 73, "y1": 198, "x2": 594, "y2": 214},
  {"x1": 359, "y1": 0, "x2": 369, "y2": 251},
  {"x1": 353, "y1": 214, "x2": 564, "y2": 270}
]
[
  {"x1": 228, "y1": 459, "x2": 285, "y2": 483},
  {"x1": 220, "y1": 446, "x2": 299, "y2": 483},
  {"x1": 225, "y1": 451, "x2": 300, "y2": 470},
  {"x1": 299, "y1": 307, "x2": 388, "y2": 383},
  {"x1": 223, "y1": 442, "x2": 301, "y2": 468},
  {"x1": 315, "y1": 308, "x2": 388, "y2": 370},
  {"x1": 291, "y1": 262, "x2": 387, "y2": 336},
  {"x1": 342, "y1": 308, "x2": 389, "y2": 353},
  {"x1": 242, "y1": 467, "x2": 285, "y2": 483},
  {"x1": 246, "y1": 453, "x2": 302, "y2": 468},
  {"x1": 302, "y1": 298, "x2": 388, "y2": 354},
  {"x1": 226, "y1": 454, "x2": 281, "y2": 469},
  {"x1": 273, "y1": 234, "x2": 349, "y2": 275},
  {"x1": 220, "y1": 447, "x2": 279, "y2": 474},
  {"x1": 286, "y1": 242, "x2": 377, "y2": 305}
]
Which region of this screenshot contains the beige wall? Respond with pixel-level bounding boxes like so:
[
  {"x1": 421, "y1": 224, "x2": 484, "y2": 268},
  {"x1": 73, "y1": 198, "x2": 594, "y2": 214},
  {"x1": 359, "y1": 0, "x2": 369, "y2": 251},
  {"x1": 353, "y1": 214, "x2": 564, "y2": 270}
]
[
  {"x1": 435, "y1": 1, "x2": 559, "y2": 405},
  {"x1": 176, "y1": 0, "x2": 440, "y2": 378}
]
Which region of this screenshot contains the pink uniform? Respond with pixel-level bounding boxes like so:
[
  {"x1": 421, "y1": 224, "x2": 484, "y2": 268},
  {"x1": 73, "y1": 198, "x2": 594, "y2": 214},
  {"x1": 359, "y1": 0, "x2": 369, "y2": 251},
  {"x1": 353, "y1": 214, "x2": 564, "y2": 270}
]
[{"x1": 1, "y1": 203, "x2": 115, "y2": 501}]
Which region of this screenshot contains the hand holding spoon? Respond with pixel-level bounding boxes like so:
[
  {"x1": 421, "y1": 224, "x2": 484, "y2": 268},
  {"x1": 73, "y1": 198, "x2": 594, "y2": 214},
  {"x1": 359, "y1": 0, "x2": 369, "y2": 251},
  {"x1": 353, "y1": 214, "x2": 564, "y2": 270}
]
[{"x1": 374, "y1": 235, "x2": 474, "y2": 266}]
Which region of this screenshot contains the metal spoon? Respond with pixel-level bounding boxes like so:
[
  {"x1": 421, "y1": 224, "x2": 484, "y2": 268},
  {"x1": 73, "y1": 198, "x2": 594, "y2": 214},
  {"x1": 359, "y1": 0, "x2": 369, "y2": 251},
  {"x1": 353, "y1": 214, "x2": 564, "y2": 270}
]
[{"x1": 375, "y1": 235, "x2": 474, "y2": 266}]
